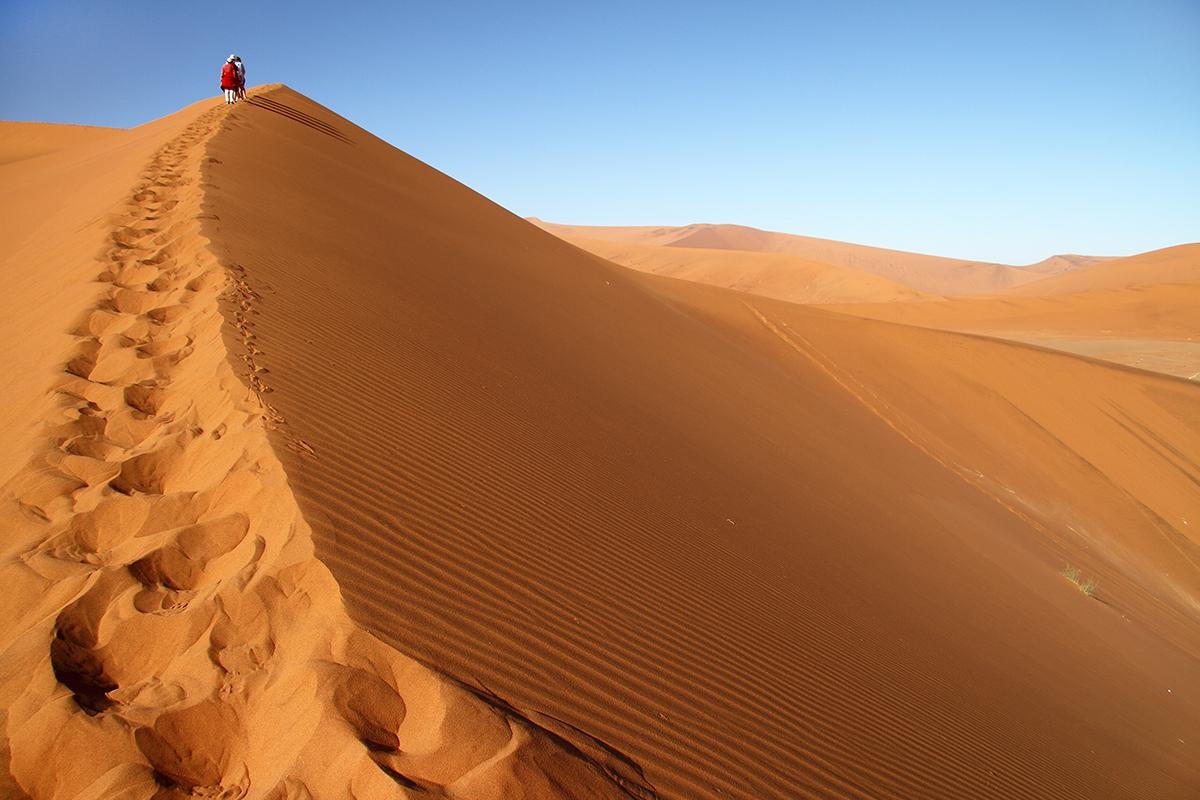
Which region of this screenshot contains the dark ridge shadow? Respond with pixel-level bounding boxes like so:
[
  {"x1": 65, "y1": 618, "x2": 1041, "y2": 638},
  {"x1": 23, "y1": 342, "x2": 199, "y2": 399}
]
[
  {"x1": 454, "y1": 677, "x2": 660, "y2": 800},
  {"x1": 245, "y1": 96, "x2": 353, "y2": 144}
]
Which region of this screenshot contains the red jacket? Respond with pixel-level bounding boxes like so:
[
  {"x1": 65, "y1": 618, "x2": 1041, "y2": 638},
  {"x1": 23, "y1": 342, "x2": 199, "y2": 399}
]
[{"x1": 221, "y1": 62, "x2": 238, "y2": 89}]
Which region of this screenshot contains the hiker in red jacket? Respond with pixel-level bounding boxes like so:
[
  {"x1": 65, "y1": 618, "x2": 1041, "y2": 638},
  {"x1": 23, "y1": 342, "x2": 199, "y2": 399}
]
[{"x1": 220, "y1": 55, "x2": 239, "y2": 104}]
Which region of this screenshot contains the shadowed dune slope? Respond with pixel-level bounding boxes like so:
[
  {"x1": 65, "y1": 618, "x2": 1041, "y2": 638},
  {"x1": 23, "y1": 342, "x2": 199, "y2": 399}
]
[
  {"x1": 537, "y1": 234, "x2": 931, "y2": 304},
  {"x1": 531, "y1": 219, "x2": 1053, "y2": 295},
  {"x1": 205, "y1": 87, "x2": 1200, "y2": 799}
]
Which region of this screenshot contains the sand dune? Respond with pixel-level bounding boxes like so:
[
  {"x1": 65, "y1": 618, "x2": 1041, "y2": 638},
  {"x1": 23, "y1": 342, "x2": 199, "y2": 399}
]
[
  {"x1": 1023, "y1": 252, "x2": 1113, "y2": 276},
  {"x1": 191, "y1": 87, "x2": 1200, "y2": 798},
  {"x1": 537, "y1": 235, "x2": 930, "y2": 304},
  {"x1": 532, "y1": 224, "x2": 1197, "y2": 378},
  {"x1": 1006, "y1": 243, "x2": 1200, "y2": 296},
  {"x1": 0, "y1": 121, "x2": 121, "y2": 166},
  {"x1": 2, "y1": 86, "x2": 1198, "y2": 799},
  {"x1": 826, "y1": 244, "x2": 1200, "y2": 378},
  {"x1": 531, "y1": 219, "x2": 1067, "y2": 295},
  {"x1": 0, "y1": 98, "x2": 653, "y2": 799}
]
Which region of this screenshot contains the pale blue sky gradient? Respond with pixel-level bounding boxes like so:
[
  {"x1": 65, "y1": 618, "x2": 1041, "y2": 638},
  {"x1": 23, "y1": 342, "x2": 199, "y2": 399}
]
[{"x1": 2, "y1": 0, "x2": 1196, "y2": 264}]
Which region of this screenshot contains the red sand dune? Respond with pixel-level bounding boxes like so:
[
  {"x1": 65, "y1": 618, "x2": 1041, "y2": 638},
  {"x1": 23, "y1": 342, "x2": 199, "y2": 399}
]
[
  {"x1": 1, "y1": 86, "x2": 1198, "y2": 799},
  {"x1": 531, "y1": 219, "x2": 1081, "y2": 295}
]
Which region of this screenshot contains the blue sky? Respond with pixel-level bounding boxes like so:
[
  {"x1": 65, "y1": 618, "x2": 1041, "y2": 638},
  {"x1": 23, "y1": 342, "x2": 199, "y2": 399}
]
[{"x1": 2, "y1": 0, "x2": 1196, "y2": 264}]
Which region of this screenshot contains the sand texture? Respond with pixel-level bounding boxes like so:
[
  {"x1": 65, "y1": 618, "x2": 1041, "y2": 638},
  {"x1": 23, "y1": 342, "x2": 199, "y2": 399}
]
[
  {"x1": 0, "y1": 93, "x2": 654, "y2": 799},
  {"x1": 192, "y1": 87, "x2": 1200, "y2": 799}
]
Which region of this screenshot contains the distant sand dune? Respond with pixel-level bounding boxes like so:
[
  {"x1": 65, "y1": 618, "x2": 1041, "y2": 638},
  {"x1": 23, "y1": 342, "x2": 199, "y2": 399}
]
[
  {"x1": 534, "y1": 221, "x2": 1198, "y2": 379},
  {"x1": 546, "y1": 235, "x2": 932, "y2": 304},
  {"x1": 1005, "y1": 243, "x2": 1200, "y2": 296},
  {"x1": 825, "y1": 243, "x2": 1200, "y2": 378},
  {"x1": 531, "y1": 219, "x2": 1073, "y2": 295}
]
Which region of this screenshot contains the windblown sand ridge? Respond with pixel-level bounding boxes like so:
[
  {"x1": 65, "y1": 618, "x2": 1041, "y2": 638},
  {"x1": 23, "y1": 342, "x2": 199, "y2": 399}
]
[
  {"x1": 199, "y1": 87, "x2": 1200, "y2": 799},
  {"x1": 0, "y1": 97, "x2": 655, "y2": 798}
]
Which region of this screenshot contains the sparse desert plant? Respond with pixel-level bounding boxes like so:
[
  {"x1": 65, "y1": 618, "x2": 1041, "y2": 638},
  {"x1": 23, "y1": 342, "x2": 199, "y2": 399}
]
[{"x1": 1062, "y1": 565, "x2": 1098, "y2": 598}]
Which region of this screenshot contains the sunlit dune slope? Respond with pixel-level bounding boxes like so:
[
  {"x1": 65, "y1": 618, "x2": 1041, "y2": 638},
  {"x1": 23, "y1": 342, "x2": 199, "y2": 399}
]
[
  {"x1": 0, "y1": 120, "x2": 122, "y2": 166},
  {"x1": 205, "y1": 87, "x2": 1200, "y2": 799},
  {"x1": 541, "y1": 234, "x2": 930, "y2": 304},
  {"x1": 531, "y1": 218, "x2": 1055, "y2": 295}
]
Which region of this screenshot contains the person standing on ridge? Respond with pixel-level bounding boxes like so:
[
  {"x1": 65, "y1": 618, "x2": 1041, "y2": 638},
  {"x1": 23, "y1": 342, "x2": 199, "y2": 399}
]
[
  {"x1": 220, "y1": 55, "x2": 239, "y2": 104},
  {"x1": 234, "y1": 55, "x2": 247, "y2": 100}
]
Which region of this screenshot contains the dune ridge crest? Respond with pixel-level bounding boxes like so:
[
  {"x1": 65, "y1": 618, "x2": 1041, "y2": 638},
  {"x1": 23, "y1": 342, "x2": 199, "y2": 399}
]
[{"x1": 0, "y1": 97, "x2": 655, "y2": 799}]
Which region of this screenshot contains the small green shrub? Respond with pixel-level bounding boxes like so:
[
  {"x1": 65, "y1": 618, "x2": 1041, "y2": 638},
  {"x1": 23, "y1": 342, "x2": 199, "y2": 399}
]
[{"x1": 1062, "y1": 565, "x2": 1098, "y2": 598}]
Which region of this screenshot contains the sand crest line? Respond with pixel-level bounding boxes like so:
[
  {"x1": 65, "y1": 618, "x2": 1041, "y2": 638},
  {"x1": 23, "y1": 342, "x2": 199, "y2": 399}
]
[{"x1": 0, "y1": 97, "x2": 656, "y2": 799}]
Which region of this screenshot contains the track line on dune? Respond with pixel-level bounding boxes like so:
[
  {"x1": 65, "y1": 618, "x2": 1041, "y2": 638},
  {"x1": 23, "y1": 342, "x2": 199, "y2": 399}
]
[{"x1": 742, "y1": 301, "x2": 1071, "y2": 551}]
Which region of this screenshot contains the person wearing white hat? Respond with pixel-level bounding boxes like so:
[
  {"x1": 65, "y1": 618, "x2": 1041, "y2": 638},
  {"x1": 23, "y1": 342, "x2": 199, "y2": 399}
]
[{"x1": 220, "y1": 54, "x2": 239, "y2": 104}]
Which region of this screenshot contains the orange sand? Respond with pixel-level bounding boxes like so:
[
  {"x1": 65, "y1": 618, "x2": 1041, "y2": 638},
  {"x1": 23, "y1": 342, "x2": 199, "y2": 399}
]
[
  {"x1": 825, "y1": 244, "x2": 1200, "y2": 378},
  {"x1": 1, "y1": 87, "x2": 1197, "y2": 800},
  {"x1": 535, "y1": 222, "x2": 1198, "y2": 379},
  {"x1": 0, "y1": 121, "x2": 121, "y2": 166},
  {"x1": 0, "y1": 94, "x2": 651, "y2": 799}
]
